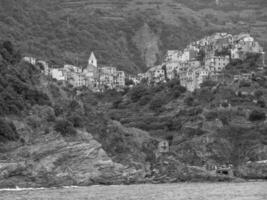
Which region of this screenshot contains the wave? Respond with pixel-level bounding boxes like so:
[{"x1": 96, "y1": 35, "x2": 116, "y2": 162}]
[{"x1": 0, "y1": 185, "x2": 80, "y2": 192}]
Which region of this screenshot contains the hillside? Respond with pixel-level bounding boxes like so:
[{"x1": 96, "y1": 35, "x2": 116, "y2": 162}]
[
  {"x1": 0, "y1": 41, "x2": 155, "y2": 187},
  {"x1": 0, "y1": 0, "x2": 266, "y2": 73},
  {"x1": 0, "y1": 41, "x2": 242, "y2": 188},
  {"x1": 105, "y1": 54, "x2": 267, "y2": 174},
  {"x1": 0, "y1": 0, "x2": 267, "y2": 188},
  {"x1": 0, "y1": 39, "x2": 267, "y2": 188}
]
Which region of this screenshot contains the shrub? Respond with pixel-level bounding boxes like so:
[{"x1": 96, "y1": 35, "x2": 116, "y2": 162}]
[
  {"x1": 204, "y1": 111, "x2": 218, "y2": 121},
  {"x1": 254, "y1": 90, "x2": 263, "y2": 99},
  {"x1": 200, "y1": 80, "x2": 217, "y2": 88},
  {"x1": 196, "y1": 88, "x2": 214, "y2": 104},
  {"x1": 129, "y1": 85, "x2": 148, "y2": 102},
  {"x1": 166, "y1": 118, "x2": 182, "y2": 131},
  {"x1": 0, "y1": 119, "x2": 19, "y2": 142},
  {"x1": 139, "y1": 95, "x2": 152, "y2": 106},
  {"x1": 184, "y1": 96, "x2": 194, "y2": 106},
  {"x1": 54, "y1": 104, "x2": 64, "y2": 116},
  {"x1": 167, "y1": 78, "x2": 181, "y2": 89},
  {"x1": 173, "y1": 90, "x2": 181, "y2": 98},
  {"x1": 249, "y1": 110, "x2": 266, "y2": 121},
  {"x1": 183, "y1": 127, "x2": 205, "y2": 137},
  {"x1": 68, "y1": 100, "x2": 82, "y2": 113},
  {"x1": 257, "y1": 100, "x2": 266, "y2": 108},
  {"x1": 149, "y1": 96, "x2": 166, "y2": 111},
  {"x1": 49, "y1": 84, "x2": 61, "y2": 99},
  {"x1": 125, "y1": 78, "x2": 134, "y2": 86},
  {"x1": 32, "y1": 105, "x2": 56, "y2": 122},
  {"x1": 54, "y1": 120, "x2": 77, "y2": 136},
  {"x1": 25, "y1": 89, "x2": 51, "y2": 106},
  {"x1": 112, "y1": 98, "x2": 123, "y2": 109},
  {"x1": 68, "y1": 114, "x2": 84, "y2": 128},
  {"x1": 26, "y1": 115, "x2": 42, "y2": 129},
  {"x1": 221, "y1": 102, "x2": 229, "y2": 108},
  {"x1": 239, "y1": 80, "x2": 251, "y2": 88}
]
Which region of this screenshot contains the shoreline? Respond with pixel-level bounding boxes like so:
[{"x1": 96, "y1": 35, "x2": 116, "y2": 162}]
[{"x1": 0, "y1": 179, "x2": 266, "y2": 191}]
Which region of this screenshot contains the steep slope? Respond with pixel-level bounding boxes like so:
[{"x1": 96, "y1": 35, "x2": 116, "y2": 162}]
[
  {"x1": 106, "y1": 55, "x2": 267, "y2": 177},
  {"x1": 0, "y1": 41, "x2": 153, "y2": 187}
]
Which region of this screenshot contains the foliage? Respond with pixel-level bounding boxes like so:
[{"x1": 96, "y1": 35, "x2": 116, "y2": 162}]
[
  {"x1": 0, "y1": 40, "x2": 21, "y2": 64},
  {"x1": 249, "y1": 110, "x2": 266, "y2": 121},
  {"x1": 149, "y1": 95, "x2": 166, "y2": 111},
  {"x1": 67, "y1": 113, "x2": 84, "y2": 128},
  {"x1": 184, "y1": 96, "x2": 195, "y2": 106},
  {"x1": 129, "y1": 85, "x2": 148, "y2": 102},
  {"x1": 239, "y1": 80, "x2": 251, "y2": 88},
  {"x1": 125, "y1": 78, "x2": 134, "y2": 86},
  {"x1": 54, "y1": 119, "x2": 77, "y2": 136},
  {"x1": 138, "y1": 95, "x2": 152, "y2": 106},
  {"x1": 112, "y1": 98, "x2": 123, "y2": 109},
  {"x1": 0, "y1": 41, "x2": 51, "y2": 115},
  {"x1": 197, "y1": 48, "x2": 206, "y2": 64},
  {"x1": 0, "y1": 118, "x2": 19, "y2": 142},
  {"x1": 204, "y1": 111, "x2": 218, "y2": 121},
  {"x1": 254, "y1": 90, "x2": 263, "y2": 99},
  {"x1": 200, "y1": 80, "x2": 217, "y2": 88},
  {"x1": 219, "y1": 126, "x2": 264, "y2": 166}
]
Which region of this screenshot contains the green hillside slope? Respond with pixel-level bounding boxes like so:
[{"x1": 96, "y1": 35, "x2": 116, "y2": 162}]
[{"x1": 1, "y1": 0, "x2": 266, "y2": 73}]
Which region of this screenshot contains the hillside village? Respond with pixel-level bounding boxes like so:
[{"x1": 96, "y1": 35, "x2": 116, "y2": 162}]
[
  {"x1": 23, "y1": 32, "x2": 265, "y2": 93},
  {"x1": 138, "y1": 32, "x2": 265, "y2": 91},
  {"x1": 23, "y1": 52, "x2": 127, "y2": 92}
]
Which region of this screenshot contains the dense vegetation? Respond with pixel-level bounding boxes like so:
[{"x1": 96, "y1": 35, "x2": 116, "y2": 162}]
[
  {"x1": 0, "y1": 0, "x2": 267, "y2": 182},
  {"x1": 0, "y1": 41, "x2": 50, "y2": 116},
  {"x1": 1, "y1": 0, "x2": 266, "y2": 73},
  {"x1": 104, "y1": 54, "x2": 267, "y2": 168}
]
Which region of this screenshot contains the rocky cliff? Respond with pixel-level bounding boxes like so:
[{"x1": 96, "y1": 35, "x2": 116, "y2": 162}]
[
  {"x1": 133, "y1": 24, "x2": 160, "y2": 69},
  {"x1": 0, "y1": 129, "x2": 144, "y2": 188}
]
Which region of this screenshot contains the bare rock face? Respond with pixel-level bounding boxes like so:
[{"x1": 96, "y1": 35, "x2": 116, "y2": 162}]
[
  {"x1": 0, "y1": 130, "x2": 142, "y2": 188},
  {"x1": 133, "y1": 23, "x2": 160, "y2": 69}
]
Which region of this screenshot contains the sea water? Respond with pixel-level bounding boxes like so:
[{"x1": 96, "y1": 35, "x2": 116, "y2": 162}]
[{"x1": 0, "y1": 182, "x2": 266, "y2": 200}]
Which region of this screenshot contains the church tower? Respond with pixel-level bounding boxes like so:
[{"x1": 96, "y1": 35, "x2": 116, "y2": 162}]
[{"x1": 88, "y1": 52, "x2": 97, "y2": 68}]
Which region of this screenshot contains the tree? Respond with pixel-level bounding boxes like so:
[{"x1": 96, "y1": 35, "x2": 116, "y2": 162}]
[
  {"x1": 197, "y1": 48, "x2": 206, "y2": 64},
  {"x1": 125, "y1": 78, "x2": 134, "y2": 86},
  {"x1": 162, "y1": 65, "x2": 168, "y2": 81},
  {"x1": 0, "y1": 118, "x2": 19, "y2": 142},
  {"x1": 249, "y1": 110, "x2": 266, "y2": 121},
  {"x1": 68, "y1": 114, "x2": 84, "y2": 128},
  {"x1": 200, "y1": 80, "x2": 217, "y2": 88},
  {"x1": 129, "y1": 85, "x2": 148, "y2": 102},
  {"x1": 149, "y1": 96, "x2": 166, "y2": 111},
  {"x1": 184, "y1": 96, "x2": 194, "y2": 106},
  {"x1": 54, "y1": 120, "x2": 77, "y2": 136},
  {"x1": 254, "y1": 90, "x2": 263, "y2": 99}
]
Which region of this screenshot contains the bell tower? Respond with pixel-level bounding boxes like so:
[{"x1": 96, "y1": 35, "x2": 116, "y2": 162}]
[{"x1": 88, "y1": 52, "x2": 97, "y2": 68}]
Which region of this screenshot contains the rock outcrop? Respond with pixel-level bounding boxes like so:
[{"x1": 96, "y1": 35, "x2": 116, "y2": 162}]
[
  {"x1": 133, "y1": 23, "x2": 160, "y2": 69},
  {"x1": 0, "y1": 130, "x2": 143, "y2": 188}
]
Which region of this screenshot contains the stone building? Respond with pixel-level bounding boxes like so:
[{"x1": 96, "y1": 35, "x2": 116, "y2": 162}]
[{"x1": 158, "y1": 140, "x2": 169, "y2": 153}]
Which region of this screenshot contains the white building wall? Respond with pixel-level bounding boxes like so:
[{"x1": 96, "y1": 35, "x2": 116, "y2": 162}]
[{"x1": 51, "y1": 69, "x2": 65, "y2": 81}]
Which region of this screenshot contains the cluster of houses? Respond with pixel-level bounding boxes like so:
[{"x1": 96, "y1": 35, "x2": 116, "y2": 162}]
[
  {"x1": 138, "y1": 33, "x2": 265, "y2": 91},
  {"x1": 23, "y1": 52, "x2": 128, "y2": 92},
  {"x1": 23, "y1": 32, "x2": 265, "y2": 93}
]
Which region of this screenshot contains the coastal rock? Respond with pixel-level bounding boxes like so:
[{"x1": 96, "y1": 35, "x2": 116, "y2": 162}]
[{"x1": 0, "y1": 130, "x2": 142, "y2": 188}]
